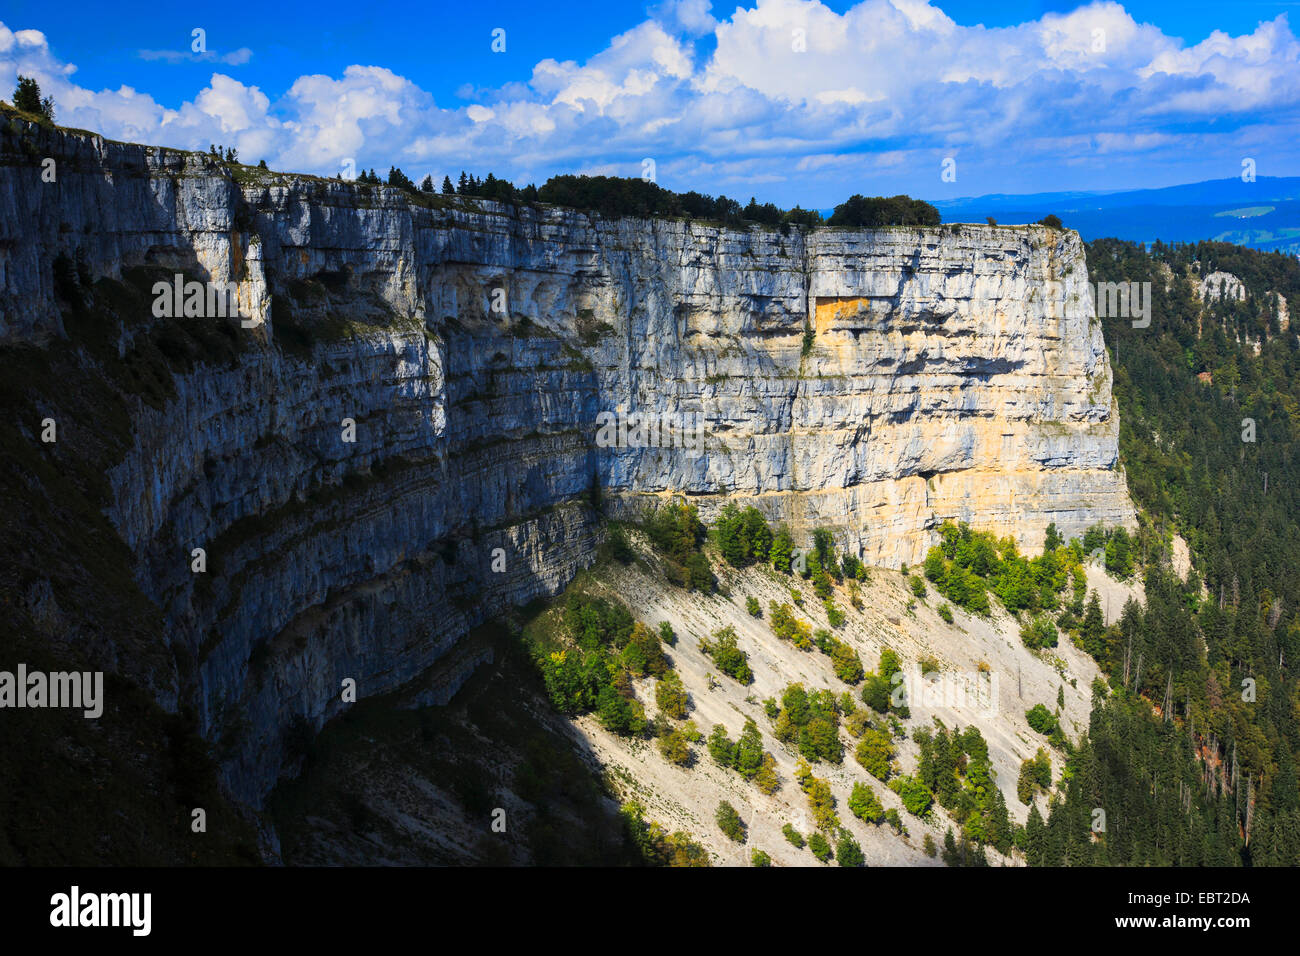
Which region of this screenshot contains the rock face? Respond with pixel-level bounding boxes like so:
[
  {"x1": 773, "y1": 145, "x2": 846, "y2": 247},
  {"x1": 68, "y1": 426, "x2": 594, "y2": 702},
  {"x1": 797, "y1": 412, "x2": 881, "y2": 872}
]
[
  {"x1": 0, "y1": 113, "x2": 1134, "y2": 808},
  {"x1": 1197, "y1": 270, "x2": 1247, "y2": 304},
  {"x1": 1190, "y1": 268, "x2": 1291, "y2": 346}
]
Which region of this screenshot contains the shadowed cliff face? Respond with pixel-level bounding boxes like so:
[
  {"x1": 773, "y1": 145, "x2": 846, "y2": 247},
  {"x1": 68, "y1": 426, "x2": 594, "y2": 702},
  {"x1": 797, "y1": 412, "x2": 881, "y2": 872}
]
[{"x1": 0, "y1": 112, "x2": 1133, "y2": 810}]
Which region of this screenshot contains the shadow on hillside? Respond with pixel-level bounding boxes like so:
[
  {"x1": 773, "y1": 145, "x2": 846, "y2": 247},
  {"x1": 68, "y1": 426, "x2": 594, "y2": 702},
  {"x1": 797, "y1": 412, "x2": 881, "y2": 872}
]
[{"x1": 267, "y1": 618, "x2": 642, "y2": 866}]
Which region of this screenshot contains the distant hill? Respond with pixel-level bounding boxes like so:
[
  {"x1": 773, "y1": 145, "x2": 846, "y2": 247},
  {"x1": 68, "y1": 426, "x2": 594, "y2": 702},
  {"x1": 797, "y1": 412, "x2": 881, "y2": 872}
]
[{"x1": 931, "y1": 177, "x2": 1300, "y2": 252}]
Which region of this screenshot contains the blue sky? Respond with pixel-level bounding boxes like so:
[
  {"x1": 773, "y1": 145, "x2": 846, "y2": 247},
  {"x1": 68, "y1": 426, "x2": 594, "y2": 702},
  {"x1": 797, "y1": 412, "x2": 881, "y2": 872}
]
[{"x1": 3, "y1": 1, "x2": 1298, "y2": 206}]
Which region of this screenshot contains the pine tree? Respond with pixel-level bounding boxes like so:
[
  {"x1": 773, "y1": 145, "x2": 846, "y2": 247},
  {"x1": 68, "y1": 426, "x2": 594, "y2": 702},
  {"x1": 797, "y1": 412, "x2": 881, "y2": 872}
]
[
  {"x1": 734, "y1": 718, "x2": 765, "y2": 778},
  {"x1": 715, "y1": 801, "x2": 745, "y2": 842},
  {"x1": 1044, "y1": 522, "x2": 1062, "y2": 553},
  {"x1": 770, "y1": 526, "x2": 794, "y2": 573},
  {"x1": 988, "y1": 786, "x2": 1012, "y2": 854},
  {"x1": 941, "y1": 827, "x2": 960, "y2": 865},
  {"x1": 1025, "y1": 803, "x2": 1046, "y2": 866},
  {"x1": 1105, "y1": 527, "x2": 1132, "y2": 577},
  {"x1": 715, "y1": 503, "x2": 748, "y2": 567},
  {"x1": 1082, "y1": 590, "x2": 1106, "y2": 658},
  {"x1": 387, "y1": 166, "x2": 416, "y2": 191},
  {"x1": 835, "y1": 829, "x2": 864, "y2": 867},
  {"x1": 12, "y1": 76, "x2": 54, "y2": 120}
]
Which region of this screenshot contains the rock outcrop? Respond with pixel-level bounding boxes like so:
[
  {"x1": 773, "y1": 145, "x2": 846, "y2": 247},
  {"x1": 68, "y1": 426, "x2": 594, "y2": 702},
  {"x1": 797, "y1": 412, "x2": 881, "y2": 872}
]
[
  {"x1": 0, "y1": 112, "x2": 1134, "y2": 808},
  {"x1": 1197, "y1": 270, "x2": 1247, "y2": 304}
]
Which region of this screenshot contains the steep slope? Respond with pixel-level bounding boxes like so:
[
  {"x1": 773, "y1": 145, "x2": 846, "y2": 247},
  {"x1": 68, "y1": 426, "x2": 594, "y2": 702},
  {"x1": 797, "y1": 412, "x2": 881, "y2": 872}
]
[
  {"x1": 270, "y1": 530, "x2": 1138, "y2": 866},
  {"x1": 554, "y1": 537, "x2": 1105, "y2": 866}
]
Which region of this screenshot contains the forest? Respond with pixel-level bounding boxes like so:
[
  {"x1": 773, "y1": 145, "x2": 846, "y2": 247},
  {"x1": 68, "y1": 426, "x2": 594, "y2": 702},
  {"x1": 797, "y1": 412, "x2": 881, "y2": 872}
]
[
  {"x1": 370, "y1": 160, "x2": 942, "y2": 231},
  {"x1": 1037, "y1": 239, "x2": 1300, "y2": 865}
]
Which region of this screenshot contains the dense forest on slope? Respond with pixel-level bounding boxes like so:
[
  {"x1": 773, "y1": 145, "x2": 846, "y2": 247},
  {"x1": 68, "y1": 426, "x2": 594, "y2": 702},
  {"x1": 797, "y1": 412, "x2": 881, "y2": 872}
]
[{"x1": 1036, "y1": 240, "x2": 1300, "y2": 865}]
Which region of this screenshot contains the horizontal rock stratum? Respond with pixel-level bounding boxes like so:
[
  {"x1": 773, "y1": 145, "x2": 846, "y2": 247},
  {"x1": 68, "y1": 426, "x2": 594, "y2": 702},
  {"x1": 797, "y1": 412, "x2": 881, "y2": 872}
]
[{"x1": 0, "y1": 112, "x2": 1135, "y2": 805}]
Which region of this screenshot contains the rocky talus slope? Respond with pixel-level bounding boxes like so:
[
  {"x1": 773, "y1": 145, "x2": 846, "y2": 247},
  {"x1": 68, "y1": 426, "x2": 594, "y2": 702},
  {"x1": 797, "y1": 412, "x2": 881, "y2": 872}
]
[
  {"x1": 0, "y1": 111, "x2": 1134, "y2": 818},
  {"x1": 272, "y1": 536, "x2": 1142, "y2": 866}
]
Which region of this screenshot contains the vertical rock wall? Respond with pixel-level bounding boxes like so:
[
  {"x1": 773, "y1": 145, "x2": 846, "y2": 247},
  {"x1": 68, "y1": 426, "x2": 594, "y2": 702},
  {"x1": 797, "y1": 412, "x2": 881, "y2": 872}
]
[{"x1": 0, "y1": 114, "x2": 1133, "y2": 805}]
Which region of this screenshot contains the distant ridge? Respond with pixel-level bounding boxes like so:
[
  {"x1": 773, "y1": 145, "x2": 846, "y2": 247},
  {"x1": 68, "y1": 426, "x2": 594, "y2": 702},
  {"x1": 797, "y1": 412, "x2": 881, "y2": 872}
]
[{"x1": 930, "y1": 176, "x2": 1300, "y2": 252}]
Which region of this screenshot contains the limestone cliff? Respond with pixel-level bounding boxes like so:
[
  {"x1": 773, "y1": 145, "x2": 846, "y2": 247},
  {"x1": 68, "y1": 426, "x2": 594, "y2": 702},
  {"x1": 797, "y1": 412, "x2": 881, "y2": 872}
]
[{"x1": 0, "y1": 111, "x2": 1134, "y2": 809}]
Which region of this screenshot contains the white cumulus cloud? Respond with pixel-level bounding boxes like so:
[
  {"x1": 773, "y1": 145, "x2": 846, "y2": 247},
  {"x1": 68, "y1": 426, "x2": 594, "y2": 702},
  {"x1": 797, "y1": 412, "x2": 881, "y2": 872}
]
[{"x1": 2, "y1": 2, "x2": 1298, "y2": 201}]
